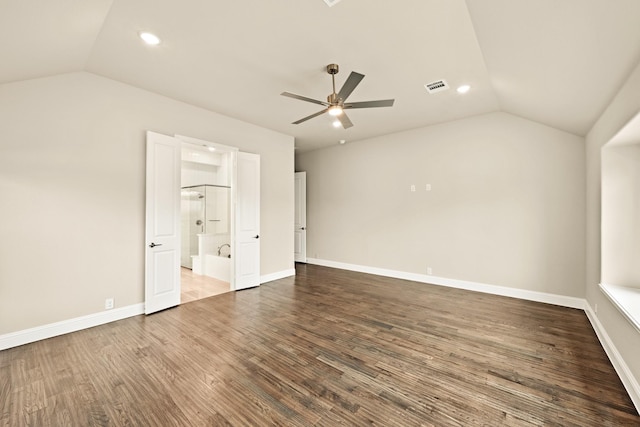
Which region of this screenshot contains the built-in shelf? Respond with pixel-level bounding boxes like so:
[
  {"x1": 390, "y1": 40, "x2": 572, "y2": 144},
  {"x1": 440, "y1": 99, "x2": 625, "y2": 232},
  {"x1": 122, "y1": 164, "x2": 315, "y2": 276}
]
[{"x1": 600, "y1": 283, "x2": 640, "y2": 333}]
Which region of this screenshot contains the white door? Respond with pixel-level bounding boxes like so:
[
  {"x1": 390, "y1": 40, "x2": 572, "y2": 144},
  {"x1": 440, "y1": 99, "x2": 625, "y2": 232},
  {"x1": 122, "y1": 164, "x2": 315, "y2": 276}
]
[
  {"x1": 145, "y1": 131, "x2": 181, "y2": 314},
  {"x1": 235, "y1": 152, "x2": 261, "y2": 290},
  {"x1": 294, "y1": 171, "x2": 307, "y2": 263}
]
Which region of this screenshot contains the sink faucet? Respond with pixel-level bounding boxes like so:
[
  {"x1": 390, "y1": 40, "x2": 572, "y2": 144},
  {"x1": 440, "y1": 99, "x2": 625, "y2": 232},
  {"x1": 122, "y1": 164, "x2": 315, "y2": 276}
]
[{"x1": 217, "y1": 243, "x2": 231, "y2": 256}]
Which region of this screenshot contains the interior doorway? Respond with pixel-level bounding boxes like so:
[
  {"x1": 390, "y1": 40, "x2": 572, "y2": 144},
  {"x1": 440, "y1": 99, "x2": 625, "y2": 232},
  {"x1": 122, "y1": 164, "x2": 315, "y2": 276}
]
[
  {"x1": 179, "y1": 142, "x2": 234, "y2": 302},
  {"x1": 145, "y1": 132, "x2": 261, "y2": 314}
]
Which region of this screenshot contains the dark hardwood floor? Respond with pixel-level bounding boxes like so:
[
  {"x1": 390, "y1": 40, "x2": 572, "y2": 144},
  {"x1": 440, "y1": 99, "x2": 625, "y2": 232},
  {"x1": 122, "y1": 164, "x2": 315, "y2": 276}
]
[{"x1": 1, "y1": 264, "x2": 638, "y2": 426}]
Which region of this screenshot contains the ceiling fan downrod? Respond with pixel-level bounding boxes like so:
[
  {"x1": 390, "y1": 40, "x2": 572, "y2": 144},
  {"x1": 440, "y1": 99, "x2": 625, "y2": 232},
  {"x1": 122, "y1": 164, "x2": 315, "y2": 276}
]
[{"x1": 327, "y1": 63, "x2": 340, "y2": 104}]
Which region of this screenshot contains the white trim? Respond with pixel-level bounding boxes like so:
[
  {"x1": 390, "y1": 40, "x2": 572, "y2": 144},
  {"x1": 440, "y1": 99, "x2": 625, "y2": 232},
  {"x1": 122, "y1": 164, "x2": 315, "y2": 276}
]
[
  {"x1": 307, "y1": 258, "x2": 585, "y2": 309},
  {"x1": 261, "y1": 268, "x2": 296, "y2": 284},
  {"x1": 0, "y1": 267, "x2": 296, "y2": 351},
  {"x1": 175, "y1": 134, "x2": 239, "y2": 152},
  {"x1": 0, "y1": 303, "x2": 144, "y2": 351},
  {"x1": 585, "y1": 303, "x2": 640, "y2": 411},
  {"x1": 600, "y1": 283, "x2": 640, "y2": 334}
]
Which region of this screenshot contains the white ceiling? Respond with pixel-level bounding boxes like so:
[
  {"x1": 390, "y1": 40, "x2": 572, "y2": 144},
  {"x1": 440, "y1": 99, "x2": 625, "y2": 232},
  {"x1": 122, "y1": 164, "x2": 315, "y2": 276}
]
[{"x1": 1, "y1": 0, "x2": 639, "y2": 152}]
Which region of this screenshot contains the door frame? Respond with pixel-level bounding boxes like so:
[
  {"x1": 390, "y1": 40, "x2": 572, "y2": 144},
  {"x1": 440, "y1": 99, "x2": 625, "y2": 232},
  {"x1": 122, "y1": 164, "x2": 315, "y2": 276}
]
[
  {"x1": 145, "y1": 132, "x2": 262, "y2": 312},
  {"x1": 175, "y1": 134, "x2": 239, "y2": 291}
]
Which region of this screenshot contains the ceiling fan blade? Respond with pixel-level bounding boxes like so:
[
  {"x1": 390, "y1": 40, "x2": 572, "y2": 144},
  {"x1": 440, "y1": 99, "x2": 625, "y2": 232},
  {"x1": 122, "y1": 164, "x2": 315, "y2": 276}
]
[
  {"x1": 337, "y1": 72, "x2": 364, "y2": 101},
  {"x1": 344, "y1": 99, "x2": 395, "y2": 109},
  {"x1": 292, "y1": 108, "x2": 328, "y2": 124},
  {"x1": 337, "y1": 112, "x2": 353, "y2": 129},
  {"x1": 281, "y1": 92, "x2": 329, "y2": 107}
]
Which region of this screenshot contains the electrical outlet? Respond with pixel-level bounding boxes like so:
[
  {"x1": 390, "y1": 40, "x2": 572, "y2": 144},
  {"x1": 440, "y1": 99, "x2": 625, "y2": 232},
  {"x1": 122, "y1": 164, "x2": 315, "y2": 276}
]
[
  {"x1": 105, "y1": 298, "x2": 114, "y2": 310},
  {"x1": 427, "y1": 267, "x2": 433, "y2": 275},
  {"x1": 410, "y1": 184, "x2": 416, "y2": 192},
  {"x1": 426, "y1": 184, "x2": 431, "y2": 191}
]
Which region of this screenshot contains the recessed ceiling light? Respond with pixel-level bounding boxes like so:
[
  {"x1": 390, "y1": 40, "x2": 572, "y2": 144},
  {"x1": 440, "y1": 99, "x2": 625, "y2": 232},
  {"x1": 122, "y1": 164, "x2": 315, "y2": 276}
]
[
  {"x1": 339, "y1": 139, "x2": 346, "y2": 145},
  {"x1": 139, "y1": 32, "x2": 161, "y2": 45},
  {"x1": 323, "y1": 0, "x2": 342, "y2": 7},
  {"x1": 457, "y1": 84, "x2": 471, "y2": 94},
  {"x1": 207, "y1": 146, "x2": 216, "y2": 152},
  {"x1": 332, "y1": 120, "x2": 341, "y2": 128}
]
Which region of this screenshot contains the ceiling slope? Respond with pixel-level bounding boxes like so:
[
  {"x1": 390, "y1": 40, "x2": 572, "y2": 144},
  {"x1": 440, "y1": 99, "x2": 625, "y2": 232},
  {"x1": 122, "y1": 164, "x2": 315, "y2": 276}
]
[
  {"x1": 0, "y1": 0, "x2": 113, "y2": 84},
  {"x1": 1, "y1": 0, "x2": 639, "y2": 151},
  {"x1": 84, "y1": 0, "x2": 498, "y2": 151},
  {"x1": 466, "y1": 0, "x2": 640, "y2": 137}
]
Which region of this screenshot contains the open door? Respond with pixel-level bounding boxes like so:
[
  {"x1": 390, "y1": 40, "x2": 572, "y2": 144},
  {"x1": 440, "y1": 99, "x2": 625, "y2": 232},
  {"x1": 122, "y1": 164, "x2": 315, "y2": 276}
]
[
  {"x1": 145, "y1": 131, "x2": 181, "y2": 314},
  {"x1": 294, "y1": 171, "x2": 307, "y2": 262},
  {"x1": 235, "y1": 152, "x2": 261, "y2": 290}
]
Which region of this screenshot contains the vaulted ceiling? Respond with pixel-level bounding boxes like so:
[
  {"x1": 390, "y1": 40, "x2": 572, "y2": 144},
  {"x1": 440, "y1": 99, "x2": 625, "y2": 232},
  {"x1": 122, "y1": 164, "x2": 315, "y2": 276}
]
[{"x1": 2, "y1": 0, "x2": 640, "y2": 152}]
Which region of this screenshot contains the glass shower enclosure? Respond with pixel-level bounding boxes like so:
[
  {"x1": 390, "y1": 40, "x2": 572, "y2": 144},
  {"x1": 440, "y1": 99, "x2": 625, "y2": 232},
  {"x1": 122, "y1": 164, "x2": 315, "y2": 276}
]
[{"x1": 180, "y1": 184, "x2": 230, "y2": 269}]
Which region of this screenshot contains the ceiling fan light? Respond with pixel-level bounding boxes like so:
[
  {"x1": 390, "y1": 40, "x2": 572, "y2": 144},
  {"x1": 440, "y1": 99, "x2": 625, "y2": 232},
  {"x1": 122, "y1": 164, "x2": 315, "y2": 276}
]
[
  {"x1": 139, "y1": 32, "x2": 161, "y2": 45},
  {"x1": 328, "y1": 105, "x2": 343, "y2": 116},
  {"x1": 332, "y1": 120, "x2": 341, "y2": 128}
]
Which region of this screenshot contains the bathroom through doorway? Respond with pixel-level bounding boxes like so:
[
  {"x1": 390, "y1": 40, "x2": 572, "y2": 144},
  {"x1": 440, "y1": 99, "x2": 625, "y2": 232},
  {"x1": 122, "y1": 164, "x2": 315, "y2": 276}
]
[{"x1": 179, "y1": 142, "x2": 234, "y2": 302}]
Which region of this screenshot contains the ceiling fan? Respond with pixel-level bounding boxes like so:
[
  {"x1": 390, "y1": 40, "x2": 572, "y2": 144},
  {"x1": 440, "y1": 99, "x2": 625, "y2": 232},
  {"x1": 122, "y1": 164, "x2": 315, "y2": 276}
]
[{"x1": 281, "y1": 64, "x2": 395, "y2": 129}]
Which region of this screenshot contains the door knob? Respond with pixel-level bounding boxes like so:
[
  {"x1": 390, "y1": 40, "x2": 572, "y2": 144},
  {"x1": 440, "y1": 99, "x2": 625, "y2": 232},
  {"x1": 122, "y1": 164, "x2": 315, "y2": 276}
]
[
  {"x1": 254, "y1": 235, "x2": 260, "y2": 239},
  {"x1": 149, "y1": 242, "x2": 162, "y2": 248},
  {"x1": 301, "y1": 227, "x2": 306, "y2": 230}
]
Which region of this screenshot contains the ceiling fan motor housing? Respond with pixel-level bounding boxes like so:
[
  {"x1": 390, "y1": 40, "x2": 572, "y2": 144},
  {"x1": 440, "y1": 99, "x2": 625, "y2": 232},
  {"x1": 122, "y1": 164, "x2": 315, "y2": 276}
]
[
  {"x1": 327, "y1": 93, "x2": 341, "y2": 105},
  {"x1": 327, "y1": 63, "x2": 339, "y2": 75}
]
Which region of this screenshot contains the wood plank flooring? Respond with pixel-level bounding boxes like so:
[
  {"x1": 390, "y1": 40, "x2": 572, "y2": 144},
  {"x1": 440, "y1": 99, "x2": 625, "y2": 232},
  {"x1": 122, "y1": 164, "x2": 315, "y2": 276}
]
[{"x1": 1, "y1": 264, "x2": 638, "y2": 426}]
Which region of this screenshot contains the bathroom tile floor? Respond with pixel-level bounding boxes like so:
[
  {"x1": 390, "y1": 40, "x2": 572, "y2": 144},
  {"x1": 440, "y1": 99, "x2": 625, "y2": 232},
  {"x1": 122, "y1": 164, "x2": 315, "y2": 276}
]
[{"x1": 180, "y1": 267, "x2": 230, "y2": 303}]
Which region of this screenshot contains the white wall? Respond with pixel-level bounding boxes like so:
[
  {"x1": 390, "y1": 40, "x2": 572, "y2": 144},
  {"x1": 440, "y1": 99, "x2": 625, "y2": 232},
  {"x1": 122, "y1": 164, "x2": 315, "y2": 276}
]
[
  {"x1": 181, "y1": 161, "x2": 218, "y2": 187},
  {"x1": 601, "y1": 143, "x2": 640, "y2": 289},
  {"x1": 586, "y1": 60, "x2": 640, "y2": 390},
  {"x1": 0, "y1": 72, "x2": 294, "y2": 335},
  {"x1": 181, "y1": 149, "x2": 230, "y2": 188},
  {"x1": 296, "y1": 112, "x2": 585, "y2": 297}
]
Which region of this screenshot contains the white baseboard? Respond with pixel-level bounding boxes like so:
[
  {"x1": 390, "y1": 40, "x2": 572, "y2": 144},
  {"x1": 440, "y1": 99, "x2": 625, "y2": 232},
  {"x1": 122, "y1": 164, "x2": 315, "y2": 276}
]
[
  {"x1": 261, "y1": 268, "x2": 296, "y2": 284},
  {"x1": 1, "y1": 268, "x2": 297, "y2": 351},
  {"x1": 0, "y1": 303, "x2": 144, "y2": 351},
  {"x1": 306, "y1": 258, "x2": 585, "y2": 309},
  {"x1": 585, "y1": 303, "x2": 640, "y2": 411}
]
